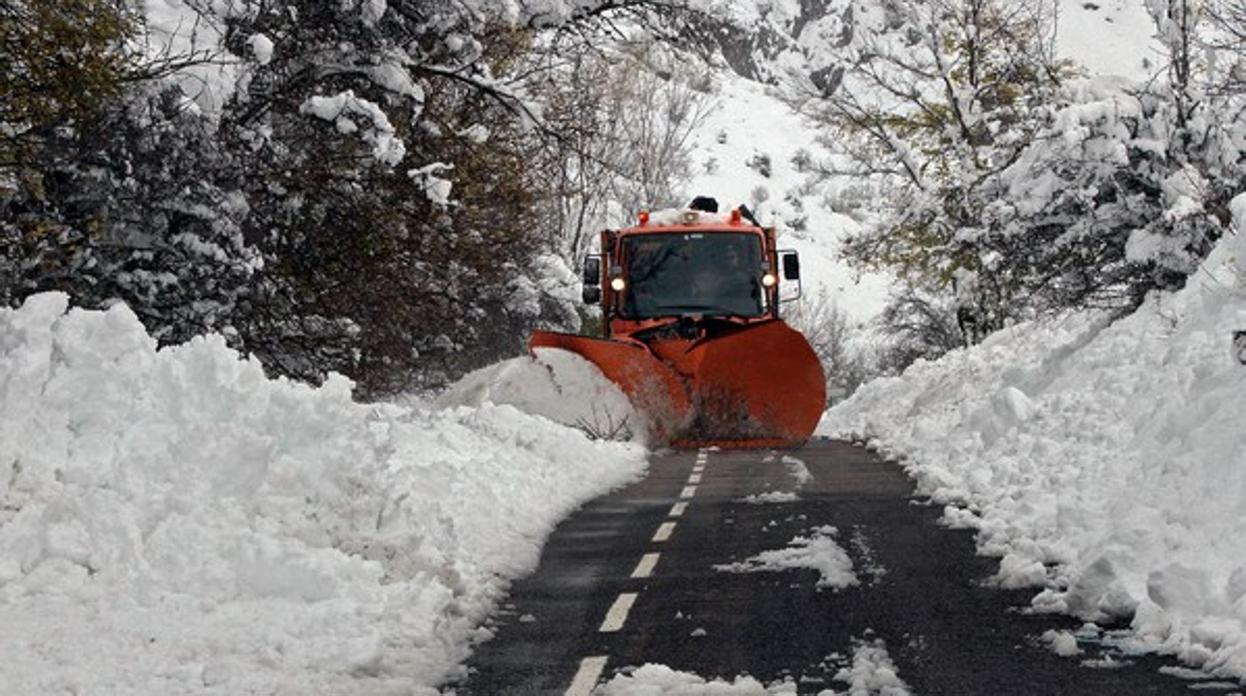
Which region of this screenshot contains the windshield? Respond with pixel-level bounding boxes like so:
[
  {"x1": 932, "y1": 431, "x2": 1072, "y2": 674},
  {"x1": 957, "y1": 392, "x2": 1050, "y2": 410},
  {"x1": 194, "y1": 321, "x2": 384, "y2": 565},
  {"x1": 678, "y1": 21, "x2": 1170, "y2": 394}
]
[{"x1": 620, "y1": 232, "x2": 766, "y2": 319}]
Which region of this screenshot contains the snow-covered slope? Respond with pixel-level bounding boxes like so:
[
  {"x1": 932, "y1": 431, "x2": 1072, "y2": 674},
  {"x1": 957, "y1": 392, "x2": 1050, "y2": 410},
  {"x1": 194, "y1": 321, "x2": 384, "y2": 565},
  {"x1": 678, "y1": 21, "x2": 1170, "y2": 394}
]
[
  {"x1": 0, "y1": 293, "x2": 646, "y2": 694},
  {"x1": 686, "y1": 75, "x2": 893, "y2": 322},
  {"x1": 1057, "y1": 0, "x2": 1162, "y2": 81},
  {"x1": 822, "y1": 197, "x2": 1246, "y2": 680}
]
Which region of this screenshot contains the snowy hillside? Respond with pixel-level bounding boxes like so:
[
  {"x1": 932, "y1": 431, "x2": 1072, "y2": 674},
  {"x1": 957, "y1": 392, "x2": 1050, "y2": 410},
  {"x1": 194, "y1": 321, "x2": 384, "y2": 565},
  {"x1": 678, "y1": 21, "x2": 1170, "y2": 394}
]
[
  {"x1": 0, "y1": 294, "x2": 646, "y2": 694},
  {"x1": 822, "y1": 197, "x2": 1246, "y2": 680},
  {"x1": 685, "y1": 76, "x2": 893, "y2": 322},
  {"x1": 1056, "y1": 0, "x2": 1163, "y2": 80}
]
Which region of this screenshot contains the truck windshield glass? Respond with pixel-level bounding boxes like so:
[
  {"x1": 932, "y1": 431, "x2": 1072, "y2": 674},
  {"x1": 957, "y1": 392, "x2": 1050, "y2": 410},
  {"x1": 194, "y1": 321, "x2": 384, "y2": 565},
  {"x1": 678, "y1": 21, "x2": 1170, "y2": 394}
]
[{"x1": 620, "y1": 232, "x2": 766, "y2": 319}]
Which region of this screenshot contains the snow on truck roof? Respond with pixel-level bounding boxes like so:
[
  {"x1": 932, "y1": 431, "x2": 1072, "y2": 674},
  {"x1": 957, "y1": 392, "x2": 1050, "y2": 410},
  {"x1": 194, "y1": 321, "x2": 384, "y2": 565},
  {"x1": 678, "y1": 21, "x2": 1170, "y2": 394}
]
[{"x1": 628, "y1": 207, "x2": 764, "y2": 230}]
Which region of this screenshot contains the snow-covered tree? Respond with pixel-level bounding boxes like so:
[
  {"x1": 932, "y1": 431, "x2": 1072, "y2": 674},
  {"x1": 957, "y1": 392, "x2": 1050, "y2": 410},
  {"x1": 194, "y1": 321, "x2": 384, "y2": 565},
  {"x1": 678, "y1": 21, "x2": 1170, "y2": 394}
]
[
  {"x1": 2, "y1": 2, "x2": 258, "y2": 345},
  {"x1": 792, "y1": 0, "x2": 1070, "y2": 334},
  {"x1": 795, "y1": 0, "x2": 1243, "y2": 348},
  {"x1": 529, "y1": 44, "x2": 714, "y2": 263},
  {"x1": 207, "y1": 0, "x2": 713, "y2": 392}
]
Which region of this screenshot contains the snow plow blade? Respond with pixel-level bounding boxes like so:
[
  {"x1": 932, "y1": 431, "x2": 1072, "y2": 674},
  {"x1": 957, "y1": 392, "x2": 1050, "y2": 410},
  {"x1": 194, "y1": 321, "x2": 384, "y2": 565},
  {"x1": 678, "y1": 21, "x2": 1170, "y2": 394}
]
[
  {"x1": 529, "y1": 331, "x2": 692, "y2": 442},
  {"x1": 677, "y1": 320, "x2": 826, "y2": 448},
  {"x1": 531, "y1": 321, "x2": 825, "y2": 449}
]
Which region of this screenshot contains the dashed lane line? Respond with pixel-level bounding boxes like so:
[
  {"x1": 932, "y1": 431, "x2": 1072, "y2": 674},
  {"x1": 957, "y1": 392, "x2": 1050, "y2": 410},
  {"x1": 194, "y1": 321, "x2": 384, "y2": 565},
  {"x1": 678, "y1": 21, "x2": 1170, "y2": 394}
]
[
  {"x1": 631, "y1": 552, "x2": 661, "y2": 578},
  {"x1": 652, "y1": 521, "x2": 676, "y2": 542},
  {"x1": 571, "y1": 454, "x2": 710, "y2": 693},
  {"x1": 599, "y1": 593, "x2": 638, "y2": 633},
  {"x1": 564, "y1": 656, "x2": 608, "y2": 696}
]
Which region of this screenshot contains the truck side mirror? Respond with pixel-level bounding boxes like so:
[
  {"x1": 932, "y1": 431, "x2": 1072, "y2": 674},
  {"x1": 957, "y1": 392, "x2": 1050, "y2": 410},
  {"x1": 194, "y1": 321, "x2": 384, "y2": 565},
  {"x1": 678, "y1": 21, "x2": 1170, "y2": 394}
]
[
  {"x1": 582, "y1": 285, "x2": 602, "y2": 304},
  {"x1": 582, "y1": 255, "x2": 602, "y2": 286},
  {"x1": 782, "y1": 252, "x2": 801, "y2": 280}
]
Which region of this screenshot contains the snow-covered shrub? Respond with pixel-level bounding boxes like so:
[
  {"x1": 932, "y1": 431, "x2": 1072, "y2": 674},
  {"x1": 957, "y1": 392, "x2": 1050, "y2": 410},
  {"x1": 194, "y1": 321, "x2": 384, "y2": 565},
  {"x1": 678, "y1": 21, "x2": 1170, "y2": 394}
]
[
  {"x1": 0, "y1": 0, "x2": 140, "y2": 160},
  {"x1": 2, "y1": 85, "x2": 259, "y2": 345}
]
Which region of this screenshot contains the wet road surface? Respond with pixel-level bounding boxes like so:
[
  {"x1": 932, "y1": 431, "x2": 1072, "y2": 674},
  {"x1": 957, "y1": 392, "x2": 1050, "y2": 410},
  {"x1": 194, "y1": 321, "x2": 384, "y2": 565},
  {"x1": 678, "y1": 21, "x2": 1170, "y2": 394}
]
[{"x1": 453, "y1": 439, "x2": 1214, "y2": 695}]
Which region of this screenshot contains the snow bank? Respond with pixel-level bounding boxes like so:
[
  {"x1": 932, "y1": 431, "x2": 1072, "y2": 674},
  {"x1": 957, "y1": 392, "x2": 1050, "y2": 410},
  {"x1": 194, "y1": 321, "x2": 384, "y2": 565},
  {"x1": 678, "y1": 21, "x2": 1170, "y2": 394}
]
[
  {"x1": 0, "y1": 293, "x2": 647, "y2": 694},
  {"x1": 823, "y1": 215, "x2": 1246, "y2": 680},
  {"x1": 437, "y1": 347, "x2": 644, "y2": 444}
]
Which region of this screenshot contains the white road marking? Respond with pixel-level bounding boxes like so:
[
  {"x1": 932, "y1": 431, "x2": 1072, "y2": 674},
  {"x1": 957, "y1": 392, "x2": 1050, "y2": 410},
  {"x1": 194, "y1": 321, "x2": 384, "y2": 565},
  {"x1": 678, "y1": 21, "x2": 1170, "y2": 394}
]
[
  {"x1": 680, "y1": 485, "x2": 697, "y2": 498},
  {"x1": 599, "y1": 593, "x2": 638, "y2": 633},
  {"x1": 652, "y1": 521, "x2": 676, "y2": 542},
  {"x1": 688, "y1": 472, "x2": 703, "y2": 484},
  {"x1": 631, "y1": 552, "x2": 661, "y2": 578},
  {"x1": 692, "y1": 464, "x2": 705, "y2": 473},
  {"x1": 669, "y1": 501, "x2": 688, "y2": 517},
  {"x1": 565, "y1": 655, "x2": 609, "y2": 696}
]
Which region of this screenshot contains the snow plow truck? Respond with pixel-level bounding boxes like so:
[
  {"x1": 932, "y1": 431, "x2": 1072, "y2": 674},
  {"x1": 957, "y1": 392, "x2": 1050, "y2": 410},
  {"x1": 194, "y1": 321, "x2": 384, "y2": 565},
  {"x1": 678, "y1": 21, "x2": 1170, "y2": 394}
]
[{"x1": 531, "y1": 199, "x2": 826, "y2": 449}]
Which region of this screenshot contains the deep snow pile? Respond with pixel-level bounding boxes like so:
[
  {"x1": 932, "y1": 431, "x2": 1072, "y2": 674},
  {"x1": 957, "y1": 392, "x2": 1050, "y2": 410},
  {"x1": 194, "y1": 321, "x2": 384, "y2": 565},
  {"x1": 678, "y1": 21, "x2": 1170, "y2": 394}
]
[
  {"x1": 0, "y1": 293, "x2": 647, "y2": 695},
  {"x1": 437, "y1": 347, "x2": 644, "y2": 444},
  {"x1": 822, "y1": 197, "x2": 1246, "y2": 680}
]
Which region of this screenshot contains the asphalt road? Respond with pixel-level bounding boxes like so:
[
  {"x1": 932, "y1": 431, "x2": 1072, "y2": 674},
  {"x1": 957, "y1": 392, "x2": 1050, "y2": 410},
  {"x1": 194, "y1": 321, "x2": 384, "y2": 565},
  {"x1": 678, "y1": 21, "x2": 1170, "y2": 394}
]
[{"x1": 452, "y1": 440, "x2": 1210, "y2": 695}]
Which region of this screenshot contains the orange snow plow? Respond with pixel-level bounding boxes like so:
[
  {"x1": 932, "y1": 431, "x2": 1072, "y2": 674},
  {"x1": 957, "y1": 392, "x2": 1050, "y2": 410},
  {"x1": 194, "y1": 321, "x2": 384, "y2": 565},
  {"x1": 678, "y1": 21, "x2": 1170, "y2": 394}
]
[{"x1": 531, "y1": 200, "x2": 826, "y2": 449}]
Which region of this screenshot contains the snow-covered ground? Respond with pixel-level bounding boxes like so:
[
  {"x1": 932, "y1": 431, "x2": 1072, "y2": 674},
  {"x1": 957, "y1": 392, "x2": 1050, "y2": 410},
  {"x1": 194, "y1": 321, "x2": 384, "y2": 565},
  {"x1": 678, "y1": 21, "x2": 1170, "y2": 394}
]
[
  {"x1": 822, "y1": 198, "x2": 1246, "y2": 681},
  {"x1": 0, "y1": 293, "x2": 646, "y2": 694}
]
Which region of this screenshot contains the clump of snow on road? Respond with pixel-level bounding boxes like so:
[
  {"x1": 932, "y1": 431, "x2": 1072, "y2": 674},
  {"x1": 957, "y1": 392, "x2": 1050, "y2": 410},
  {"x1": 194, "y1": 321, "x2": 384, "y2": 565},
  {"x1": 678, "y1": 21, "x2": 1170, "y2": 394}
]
[
  {"x1": 782, "y1": 455, "x2": 812, "y2": 487},
  {"x1": 437, "y1": 347, "x2": 644, "y2": 444},
  {"x1": 741, "y1": 491, "x2": 800, "y2": 504},
  {"x1": 0, "y1": 293, "x2": 647, "y2": 695},
  {"x1": 1042, "y1": 629, "x2": 1084, "y2": 657},
  {"x1": 833, "y1": 637, "x2": 912, "y2": 696},
  {"x1": 595, "y1": 636, "x2": 911, "y2": 695},
  {"x1": 596, "y1": 664, "x2": 798, "y2": 695},
  {"x1": 823, "y1": 201, "x2": 1246, "y2": 680},
  {"x1": 715, "y1": 525, "x2": 858, "y2": 590}
]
